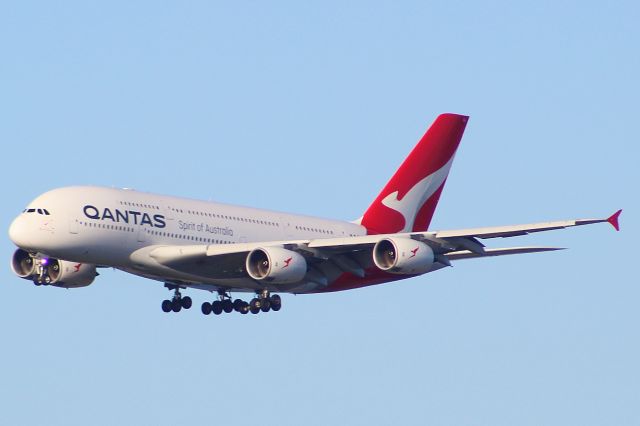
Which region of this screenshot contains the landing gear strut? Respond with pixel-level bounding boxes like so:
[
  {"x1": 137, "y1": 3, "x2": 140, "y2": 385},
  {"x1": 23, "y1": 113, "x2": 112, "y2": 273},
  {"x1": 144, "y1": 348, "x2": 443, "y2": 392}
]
[{"x1": 161, "y1": 284, "x2": 192, "y2": 313}]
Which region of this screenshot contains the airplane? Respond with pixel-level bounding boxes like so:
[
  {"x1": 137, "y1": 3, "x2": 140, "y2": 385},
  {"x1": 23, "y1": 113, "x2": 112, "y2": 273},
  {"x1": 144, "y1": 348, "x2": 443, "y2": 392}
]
[{"x1": 8, "y1": 114, "x2": 622, "y2": 316}]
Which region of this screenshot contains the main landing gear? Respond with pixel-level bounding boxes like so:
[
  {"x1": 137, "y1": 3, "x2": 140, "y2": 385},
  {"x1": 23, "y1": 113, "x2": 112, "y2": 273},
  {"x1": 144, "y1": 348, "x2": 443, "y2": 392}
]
[
  {"x1": 161, "y1": 286, "x2": 192, "y2": 313},
  {"x1": 201, "y1": 290, "x2": 282, "y2": 316},
  {"x1": 201, "y1": 291, "x2": 242, "y2": 315}
]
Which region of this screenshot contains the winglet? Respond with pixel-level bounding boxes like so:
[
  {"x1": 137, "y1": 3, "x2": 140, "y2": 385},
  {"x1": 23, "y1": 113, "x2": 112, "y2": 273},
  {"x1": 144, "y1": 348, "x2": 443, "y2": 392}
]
[{"x1": 607, "y1": 209, "x2": 622, "y2": 231}]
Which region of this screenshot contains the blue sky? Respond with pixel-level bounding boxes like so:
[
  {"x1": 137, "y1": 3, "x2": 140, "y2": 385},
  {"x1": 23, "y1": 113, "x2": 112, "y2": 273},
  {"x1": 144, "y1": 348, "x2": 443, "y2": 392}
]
[{"x1": 1, "y1": 1, "x2": 638, "y2": 425}]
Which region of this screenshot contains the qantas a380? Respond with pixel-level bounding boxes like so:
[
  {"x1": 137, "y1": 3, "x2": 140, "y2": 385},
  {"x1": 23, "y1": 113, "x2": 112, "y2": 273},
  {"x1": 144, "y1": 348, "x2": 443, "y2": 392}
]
[{"x1": 8, "y1": 114, "x2": 621, "y2": 316}]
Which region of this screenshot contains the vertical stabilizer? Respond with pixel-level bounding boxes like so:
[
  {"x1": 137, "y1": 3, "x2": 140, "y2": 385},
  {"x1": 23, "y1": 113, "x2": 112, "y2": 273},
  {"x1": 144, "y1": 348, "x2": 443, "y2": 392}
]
[{"x1": 360, "y1": 113, "x2": 468, "y2": 234}]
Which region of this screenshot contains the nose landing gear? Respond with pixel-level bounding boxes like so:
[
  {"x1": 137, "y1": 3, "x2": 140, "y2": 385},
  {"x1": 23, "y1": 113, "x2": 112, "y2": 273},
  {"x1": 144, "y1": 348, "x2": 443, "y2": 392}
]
[{"x1": 32, "y1": 257, "x2": 53, "y2": 286}]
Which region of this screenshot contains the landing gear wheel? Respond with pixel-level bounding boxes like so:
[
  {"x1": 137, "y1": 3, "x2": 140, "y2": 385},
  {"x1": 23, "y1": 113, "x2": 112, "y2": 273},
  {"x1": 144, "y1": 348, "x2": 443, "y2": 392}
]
[
  {"x1": 233, "y1": 299, "x2": 244, "y2": 312},
  {"x1": 240, "y1": 302, "x2": 249, "y2": 314},
  {"x1": 222, "y1": 299, "x2": 234, "y2": 313},
  {"x1": 260, "y1": 298, "x2": 271, "y2": 312},
  {"x1": 181, "y1": 296, "x2": 192, "y2": 309},
  {"x1": 163, "y1": 284, "x2": 192, "y2": 313},
  {"x1": 270, "y1": 294, "x2": 282, "y2": 311},
  {"x1": 211, "y1": 300, "x2": 223, "y2": 315},
  {"x1": 201, "y1": 302, "x2": 212, "y2": 315},
  {"x1": 250, "y1": 298, "x2": 261, "y2": 314}
]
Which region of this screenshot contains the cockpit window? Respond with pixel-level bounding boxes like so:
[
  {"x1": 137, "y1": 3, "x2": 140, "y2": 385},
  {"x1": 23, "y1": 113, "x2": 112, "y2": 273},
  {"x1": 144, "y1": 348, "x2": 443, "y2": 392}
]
[{"x1": 24, "y1": 208, "x2": 50, "y2": 215}]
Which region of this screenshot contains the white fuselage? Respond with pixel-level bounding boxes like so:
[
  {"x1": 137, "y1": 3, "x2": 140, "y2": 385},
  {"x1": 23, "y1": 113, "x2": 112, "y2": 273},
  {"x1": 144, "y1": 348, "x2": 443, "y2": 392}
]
[{"x1": 9, "y1": 186, "x2": 366, "y2": 291}]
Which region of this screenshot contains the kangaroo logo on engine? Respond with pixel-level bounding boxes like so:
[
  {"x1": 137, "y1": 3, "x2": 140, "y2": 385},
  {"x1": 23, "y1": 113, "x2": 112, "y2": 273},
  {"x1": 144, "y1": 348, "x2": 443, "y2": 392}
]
[{"x1": 83, "y1": 205, "x2": 166, "y2": 228}]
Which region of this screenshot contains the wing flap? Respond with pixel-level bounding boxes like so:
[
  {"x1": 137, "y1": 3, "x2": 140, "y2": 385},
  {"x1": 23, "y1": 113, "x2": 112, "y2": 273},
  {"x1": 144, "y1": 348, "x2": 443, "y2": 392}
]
[{"x1": 445, "y1": 246, "x2": 564, "y2": 260}]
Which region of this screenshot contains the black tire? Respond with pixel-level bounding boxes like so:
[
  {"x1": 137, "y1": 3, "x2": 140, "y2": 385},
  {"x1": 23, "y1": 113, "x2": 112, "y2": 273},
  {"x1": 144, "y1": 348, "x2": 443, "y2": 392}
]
[
  {"x1": 161, "y1": 299, "x2": 172, "y2": 313},
  {"x1": 270, "y1": 294, "x2": 282, "y2": 311},
  {"x1": 222, "y1": 299, "x2": 234, "y2": 313},
  {"x1": 260, "y1": 298, "x2": 271, "y2": 313},
  {"x1": 233, "y1": 299, "x2": 244, "y2": 312},
  {"x1": 250, "y1": 298, "x2": 260, "y2": 314},
  {"x1": 211, "y1": 300, "x2": 223, "y2": 315},
  {"x1": 181, "y1": 296, "x2": 192, "y2": 309},
  {"x1": 171, "y1": 299, "x2": 182, "y2": 313},
  {"x1": 201, "y1": 302, "x2": 212, "y2": 315},
  {"x1": 240, "y1": 302, "x2": 249, "y2": 314}
]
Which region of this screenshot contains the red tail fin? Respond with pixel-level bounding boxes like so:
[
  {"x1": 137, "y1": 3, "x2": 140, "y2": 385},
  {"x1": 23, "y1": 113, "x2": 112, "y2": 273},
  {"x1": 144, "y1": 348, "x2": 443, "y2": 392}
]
[{"x1": 360, "y1": 113, "x2": 469, "y2": 234}]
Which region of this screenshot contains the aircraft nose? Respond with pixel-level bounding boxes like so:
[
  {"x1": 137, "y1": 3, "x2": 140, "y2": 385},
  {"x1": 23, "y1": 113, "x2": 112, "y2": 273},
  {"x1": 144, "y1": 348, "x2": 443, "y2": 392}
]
[{"x1": 9, "y1": 216, "x2": 30, "y2": 248}]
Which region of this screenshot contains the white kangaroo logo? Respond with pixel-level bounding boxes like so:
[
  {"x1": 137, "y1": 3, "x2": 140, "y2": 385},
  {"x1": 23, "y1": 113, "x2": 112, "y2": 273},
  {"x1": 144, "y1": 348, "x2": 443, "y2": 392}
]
[{"x1": 381, "y1": 156, "x2": 454, "y2": 232}]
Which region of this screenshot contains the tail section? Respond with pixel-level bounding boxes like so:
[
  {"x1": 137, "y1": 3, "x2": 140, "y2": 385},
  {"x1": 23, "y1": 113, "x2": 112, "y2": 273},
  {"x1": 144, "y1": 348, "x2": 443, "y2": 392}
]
[{"x1": 360, "y1": 113, "x2": 469, "y2": 234}]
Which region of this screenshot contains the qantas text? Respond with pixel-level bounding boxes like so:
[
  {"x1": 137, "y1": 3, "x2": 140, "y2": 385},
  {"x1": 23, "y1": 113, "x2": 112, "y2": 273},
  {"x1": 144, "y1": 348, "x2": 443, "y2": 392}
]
[{"x1": 83, "y1": 205, "x2": 166, "y2": 228}]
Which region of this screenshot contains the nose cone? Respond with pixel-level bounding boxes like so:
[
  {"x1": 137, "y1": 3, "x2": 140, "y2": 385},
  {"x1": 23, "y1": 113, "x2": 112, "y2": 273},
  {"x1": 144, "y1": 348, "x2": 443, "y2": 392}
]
[{"x1": 9, "y1": 216, "x2": 30, "y2": 248}]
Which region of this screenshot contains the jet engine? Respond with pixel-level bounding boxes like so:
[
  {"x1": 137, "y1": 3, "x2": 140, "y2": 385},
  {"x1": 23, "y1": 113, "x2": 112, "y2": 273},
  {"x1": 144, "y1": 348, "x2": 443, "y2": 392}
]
[
  {"x1": 373, "y1": 238, "x2": 434, "y2": 275},
  {"x1": 11, "y1": 249, "x2": 97, "y2": 288},
  {"x1": 11, "y1": 249, "x2": 37, "y2": 278},
  {"x1": 246, "y1": 246, "x2": 307, "y2": 284}
]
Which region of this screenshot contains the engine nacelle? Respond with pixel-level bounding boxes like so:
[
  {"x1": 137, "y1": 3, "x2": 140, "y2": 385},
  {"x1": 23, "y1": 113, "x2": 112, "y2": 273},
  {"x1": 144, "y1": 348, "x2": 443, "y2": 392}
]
[
  {"x1": 46, "y1": 259, "x2": 97, "y2": 288},
  {"x1": 373, "y1": 238, "x2": 434, "y2": 275},
  {"x1": 246, "y1": 247, "x2": 307, "y2": 284},
  {"x1": 10, "y1": 249, "x2": 97, "y2": 288}
]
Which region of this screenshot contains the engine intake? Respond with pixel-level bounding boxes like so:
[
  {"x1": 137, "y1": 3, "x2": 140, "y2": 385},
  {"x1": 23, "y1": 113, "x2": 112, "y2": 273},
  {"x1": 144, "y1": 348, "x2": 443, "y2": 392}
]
[
  {"x1": 11, "y1": 249, "x2": 36, "y2": 278},
  {"x1": 373, "y1": 238, "x2": 434, "y2": 275},
  {"x1": 246, "y1": 247, "x2": 306, "y2": 284}
]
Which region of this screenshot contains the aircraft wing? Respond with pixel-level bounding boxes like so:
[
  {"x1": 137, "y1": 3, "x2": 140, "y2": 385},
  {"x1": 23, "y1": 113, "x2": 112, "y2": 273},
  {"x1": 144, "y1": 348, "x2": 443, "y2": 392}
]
[
  {"x1": 432, "y1": 210, "x2": 622, "y2": 239},
  {"x1": 128, "y1": 210, "x2": 621, "y2": 288},
  {"x1": 308, "y1": 210, "x2": 621, "y2": 253}
]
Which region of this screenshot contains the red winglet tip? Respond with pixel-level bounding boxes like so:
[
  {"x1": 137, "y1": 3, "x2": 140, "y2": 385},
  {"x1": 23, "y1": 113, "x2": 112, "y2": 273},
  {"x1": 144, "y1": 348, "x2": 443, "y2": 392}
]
[{"x1": 607, "y1": 209, "x2": 622, "y2": 231}]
